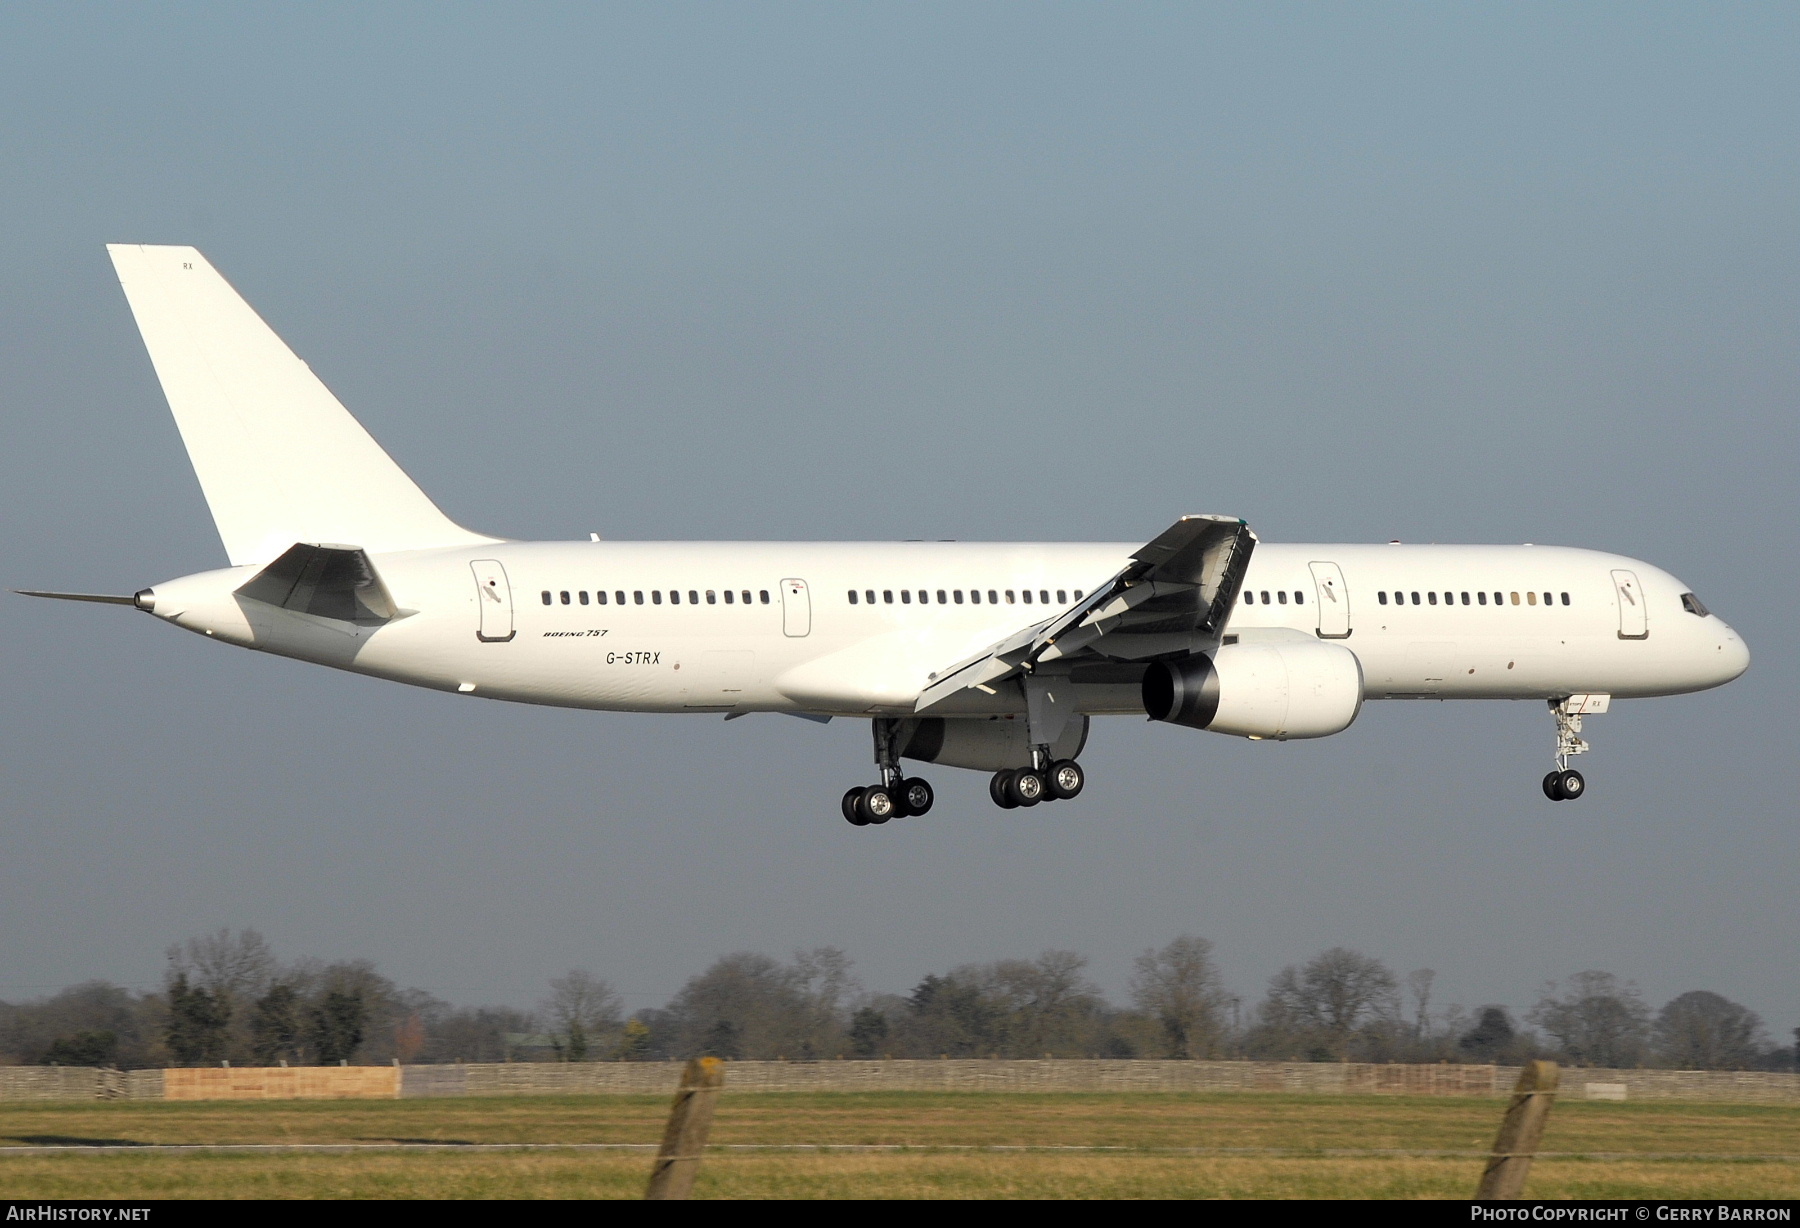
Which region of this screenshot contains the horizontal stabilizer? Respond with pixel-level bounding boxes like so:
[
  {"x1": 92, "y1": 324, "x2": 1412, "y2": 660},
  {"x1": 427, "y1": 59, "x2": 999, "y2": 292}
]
[
  {"x1": 235, "y1": 542, "x2": 401, "y2": 624},
  {"x1": 107, "y1": 244, "x2": 498, "y2": 565},
  {"x1": 14, "y1": 590, "x2": 141, "y2": 606}
]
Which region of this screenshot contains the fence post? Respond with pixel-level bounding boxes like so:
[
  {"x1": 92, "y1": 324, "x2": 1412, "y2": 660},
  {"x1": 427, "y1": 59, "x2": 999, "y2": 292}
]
[
  {"x1": 644, "y1": 1057, "x2": 725, "y2": 1200},
  {"x1": 1476, "y1": 1059, "x2": 1559, "y2": 1199}
]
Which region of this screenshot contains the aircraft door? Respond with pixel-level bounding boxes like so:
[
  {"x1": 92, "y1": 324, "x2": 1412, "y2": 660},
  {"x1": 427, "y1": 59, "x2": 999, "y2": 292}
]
[
  {"x1": 1612, "y1": 569, "x2": 1648, "y2": 639},
  {"x1": 471, "y1": 560, "x2": 516, "y2": 642},
  {"x1": 781, "y1": 578, "x2": 811, "y2": 637},
  {"x1": 1308, "y1": 561, "x2": 1352, "y2": 638}
]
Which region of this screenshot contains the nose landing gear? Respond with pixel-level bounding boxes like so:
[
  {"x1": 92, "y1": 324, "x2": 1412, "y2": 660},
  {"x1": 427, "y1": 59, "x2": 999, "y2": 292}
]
[{"x1": 1543, "y1": 695, "x2": 1607, "y2": 802}]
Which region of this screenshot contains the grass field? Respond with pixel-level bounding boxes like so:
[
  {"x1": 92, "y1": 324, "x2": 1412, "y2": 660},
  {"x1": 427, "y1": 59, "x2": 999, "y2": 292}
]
[{"x1": 3, "y1": 1092, "x2": 1797, "y2": 1199}]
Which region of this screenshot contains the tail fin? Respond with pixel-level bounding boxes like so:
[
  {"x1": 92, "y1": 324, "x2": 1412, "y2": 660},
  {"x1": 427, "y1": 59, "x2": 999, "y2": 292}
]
[{"x1": 107, "y1": 244, "x2": 497, "y2": 566}]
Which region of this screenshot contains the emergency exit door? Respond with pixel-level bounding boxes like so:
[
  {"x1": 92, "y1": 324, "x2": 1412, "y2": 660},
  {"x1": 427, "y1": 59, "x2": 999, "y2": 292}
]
[
  {"x1": 1308, "y1": 561, "x2": 1352, "y2": 638},
  {"x1": 1612, "y1": 569, "x2": 1648, "y2": 639},
  {"x1": 781, "y1": 578, "x2": 811, "y2": 637},
  {"x1": 471, "y1": 560, "x2": 516, "y2": 642}
]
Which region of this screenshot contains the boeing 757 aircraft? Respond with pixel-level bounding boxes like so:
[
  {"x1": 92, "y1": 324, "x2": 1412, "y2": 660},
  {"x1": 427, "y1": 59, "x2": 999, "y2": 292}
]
[{"x1": 21, "y1": 246, "x2": 1750, "y2": 825}]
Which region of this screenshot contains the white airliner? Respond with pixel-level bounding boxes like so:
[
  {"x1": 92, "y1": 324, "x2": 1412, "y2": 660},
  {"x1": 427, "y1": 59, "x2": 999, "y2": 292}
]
[{"x1": 22, "y1": 246, "x2": 1750, "y2": 824}]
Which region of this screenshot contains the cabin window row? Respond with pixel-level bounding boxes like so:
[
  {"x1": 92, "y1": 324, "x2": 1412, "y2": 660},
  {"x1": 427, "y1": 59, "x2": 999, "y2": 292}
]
[
  {"x1": 1376, "y1": 590, "x2": 1571, "y2": 607},
  {"x1": 1241, "y1": 590, "x2": 1305, "y2": 605},
  {"x1": 541, "y1": 589, "x2": 773, "y2": 606},
  {"x1": 846, "y1": 588, "x2": 1082, "y2": 606}
]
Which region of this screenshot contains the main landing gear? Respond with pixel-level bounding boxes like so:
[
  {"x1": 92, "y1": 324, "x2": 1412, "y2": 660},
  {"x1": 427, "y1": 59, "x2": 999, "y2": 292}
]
[
  {"x1": 1542, "y1": 695, "x2": 1607, "y2": 802},
  {"x1": 989, "y1": 759, "x2": 1085, "y2": 809},
  {"x1": 843, "y1": 718, "x2": 936, "y2": 827}
]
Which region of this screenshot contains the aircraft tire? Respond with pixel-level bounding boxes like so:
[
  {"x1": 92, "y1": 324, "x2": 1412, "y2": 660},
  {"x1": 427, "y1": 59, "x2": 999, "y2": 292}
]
[
  {"x1": 991, "y1": 770, "x2": 1020, "y2": 810},
  {"x1": 857, "y1": 785, "x2": 897, "y2": 825},
  {"x1": 843, "y1": 787, "x2": 871, "y2": 825},
  {"x1": 1556, "y1": 769, "x2": 1585, "y2": 801},
  {"x1": 1048, "y1": 760, "x2": 1085, "y2": 801},
  {"x1": 1542, "y1": 772, "x2": 1563, "y2": 801},
  {"x1": 1008, "y1": 768, "x2": 1046, "y2": 808},
  {"x1": 899, "y1": 778, "x2": 934, "y2": 817}
]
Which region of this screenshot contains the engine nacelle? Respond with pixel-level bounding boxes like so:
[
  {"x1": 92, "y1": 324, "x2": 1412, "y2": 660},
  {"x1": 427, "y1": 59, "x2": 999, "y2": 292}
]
[
  {"x1": 1142, "y1": 641, "x2": 1363, "y2": 740},
  {"x1": 902, "y1": 715, "x2": 1089, "y2": 772}
]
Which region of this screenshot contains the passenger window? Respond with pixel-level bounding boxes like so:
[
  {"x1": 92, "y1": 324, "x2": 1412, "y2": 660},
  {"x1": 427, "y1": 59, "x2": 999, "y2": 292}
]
[
  {"x1": 883, "y1": 590, "x2": 893, "y2": 604},
  {"x1": 1510, "y1": 592, "x2": 1520, "y2": 605},
  {"x1": 1040, "y1": 590, "x2": 1049, "y2": 604},
  {"x1": 938, "y1": 590, "x2": 948, "y2": 605},
  {"x1": 1244, "y1": 591, "x2": 1254, "y2": 605},
  {"x1": 1428, "y1": 592, "x2": 1438, "y2": 605},
  {"x1": 652, "y1": 591, "x2": 663, "y2": 605},
  {"x1": 1005, "y1": 590, "x2": 1015, "y2": 604},
  {"x1": 541, "y1": 591, "x2": 552, "y2": 605},
  {"x1": 557, "y1": 590, "x2": 569, "y2": 605},
  {"x1": 579, "y1": 591, "x2": 590, "y2": 605},
  {"x1": 1443, "y1": 593, "x2": 1452, "y2": 605},
  {"x1": 865, "y1": 590, "x2": 875, "y2": 605},
  {"x1": 1295, "y1": 591, "x2": 1304, "y2": 605},
  {"x1": 1022, "y1": 590, "x2": 1033, "y2": 604},
  {"x1": 1378, "y1": 591, "x2": 1388, "y2": 606},
  {"x1": 989, "y1": 590, "x2": 999, "y2": 604},
  {"x1": 1460, "y1": 592, "x2": 1469, "y2": 605},
  {"x1": 954, "y1": 590, "x2": 964, "y2": 604},
  {"x1": 918, "y1": 590, "x2": 928, "y2": 604},
  {"x1": 1057, "y1": 590, "x2": 1067, "y2": 604},
  {"x1": 669, "y1": 590, "x2": 680, "y2": 605},
  {"x1": 970, "y1": 590, "x2": 981, "y2": 604},
  {"x1": 1073, "y1": 590, "x2": 1083, "y2": 600},
  {"x1": 690, "y1": 591, "x2": 699, "y2": 605},
  {"x1": 1411, "y1": 592, "x2": 1421, "y2": 605},
  {"x1": 1278, "y1": 590, "x2": 1288, "y2": 605},
  {"x1": 901, "y1": 590, "x2": 911, "y2": 604},
  {"x1": 706, "y1": 590, "x2": 716, "y2": 605},
  {"x1": 1561, "y1": 592, "x2": 1570, "y2": 606},
  {"x1": 597, "y1": 591, "x2": 608, "y2": 605},
  {"x1": 1261, "y1": 591, "x2": 1271, "y2": 604},
  {"x1": 616, "y1": 591, "x2": 627, "y2": 605},
  {"x1": 724, "y1": 590, "x2": 734, "y2": 604},
  {"x1": 848, "y1": 590, "x2": 858, "y2": 604},
  {"x1": 634, "y1": 591, "x2": 644, "y2": 605},
  {"x1": 1477, "y1": 592, "x2": 1486, "y2": 606},
  {"x1": 1493, "y1": 592, "x2": 1502, "y2": 605},
  {"x1": 1527, "y1": 592, "x2": 1537, "y2": 606},
  {"x1": 759, "y1": 590, "x2": 770, "y2": 604},
  {"x1": 1542, "y1": 593, "x2": 1552, "y2": 606},
  {"x1": 742, "y1": 591, "x2": 752, "y2": 604}
]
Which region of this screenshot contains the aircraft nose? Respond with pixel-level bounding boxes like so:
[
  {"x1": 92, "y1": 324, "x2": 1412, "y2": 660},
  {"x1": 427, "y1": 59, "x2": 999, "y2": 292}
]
[{"x1": 1712, "y1": 624, "x2": 1750, "y2": 685}]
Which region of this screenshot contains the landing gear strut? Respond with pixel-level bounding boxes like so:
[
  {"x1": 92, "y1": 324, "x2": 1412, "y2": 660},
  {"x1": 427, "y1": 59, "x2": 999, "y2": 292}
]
[
  {"x1": 1543, "y1": 695, "x2": 1607, "y2": 801},
  {"x1": 842, "y1": 718, "x2": 934, "y2": 826}
]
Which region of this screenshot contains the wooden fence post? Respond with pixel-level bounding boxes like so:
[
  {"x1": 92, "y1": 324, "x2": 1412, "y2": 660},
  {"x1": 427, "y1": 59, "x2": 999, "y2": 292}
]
[
  {"x1": 644, "y1": 1057, "x2": 725, "y2": 1200},
  {"x1": 1476, "y1": 1059, "x2": 1559, "y2": 1199}
]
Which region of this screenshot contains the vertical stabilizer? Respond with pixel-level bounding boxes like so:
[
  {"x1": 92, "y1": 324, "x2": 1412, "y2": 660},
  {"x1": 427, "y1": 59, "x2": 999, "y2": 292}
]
[{"x1": 107, "y1": 244, "x2": 497, "y2": 565}]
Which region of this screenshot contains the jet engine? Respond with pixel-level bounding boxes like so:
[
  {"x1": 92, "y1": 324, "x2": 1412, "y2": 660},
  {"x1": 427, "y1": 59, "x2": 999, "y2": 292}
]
[
  {"x1": 1141, "y1": 641, "x2": 1363, "y2": 740},
  {"x1": 902, "y1": 715, "x2": 1089, "y2": 772}
]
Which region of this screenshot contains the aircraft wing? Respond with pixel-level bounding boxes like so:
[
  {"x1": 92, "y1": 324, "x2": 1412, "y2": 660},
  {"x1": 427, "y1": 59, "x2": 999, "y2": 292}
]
[{"x1": 916, "y1": 514, "x2": 1255, "y2": 711}]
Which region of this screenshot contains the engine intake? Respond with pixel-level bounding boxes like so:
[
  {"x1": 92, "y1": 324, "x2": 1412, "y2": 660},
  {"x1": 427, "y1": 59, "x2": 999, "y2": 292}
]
[{"x1": 1143, "y1": 641, "x2": 1363, "y2": 740}]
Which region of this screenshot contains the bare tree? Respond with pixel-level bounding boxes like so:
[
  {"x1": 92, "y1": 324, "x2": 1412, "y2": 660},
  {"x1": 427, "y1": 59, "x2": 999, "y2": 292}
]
[
  {"x1": 540, "y1": 970, "x2": 622, "y2": 1062},
  {"x1": 1130, "y1": 935, "x2": 1226, "y2": 1058},
  {"x1": 1405, "y1": 969, "x2": 1435, "y2": 1040},
  {"x1": 1653, "y1": 991, "x2": 1767, "y2": 1070},
  {"x1": 1260, "y1": 948, "x2": 1400, "y2": 1060},
  {"x1": 167, "y1": 929, "x2": 276, "y2": 1007},
  {"x1": 1529, "y1": 971, "x2": 1651, "y2": 1068}
]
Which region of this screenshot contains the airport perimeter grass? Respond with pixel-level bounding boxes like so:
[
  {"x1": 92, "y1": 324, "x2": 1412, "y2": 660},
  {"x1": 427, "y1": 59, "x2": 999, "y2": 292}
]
[{"x1": 3, "y1": 1092, "x2": 1797, "y2": 1199}]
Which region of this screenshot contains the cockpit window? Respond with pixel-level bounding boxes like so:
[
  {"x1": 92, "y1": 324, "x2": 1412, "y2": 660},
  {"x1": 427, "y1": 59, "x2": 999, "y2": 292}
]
[{"x1": 1680, "y1": 592, "x2": 1711, "y2": 618}]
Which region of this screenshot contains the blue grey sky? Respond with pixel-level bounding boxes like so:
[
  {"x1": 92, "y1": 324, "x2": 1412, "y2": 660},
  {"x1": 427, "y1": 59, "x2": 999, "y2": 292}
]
[{"x1": 2, "y1": 4, "x2": 1795, "y2": 1028}]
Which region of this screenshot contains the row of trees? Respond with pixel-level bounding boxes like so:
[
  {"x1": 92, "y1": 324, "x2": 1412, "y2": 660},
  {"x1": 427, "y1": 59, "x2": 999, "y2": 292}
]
[{"x1": 0, "y1": 930, "x2": 1791, "y2": 1071}]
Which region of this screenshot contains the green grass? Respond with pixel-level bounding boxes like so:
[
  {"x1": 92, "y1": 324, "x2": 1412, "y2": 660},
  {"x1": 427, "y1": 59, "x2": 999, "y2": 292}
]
[{"x1": 3, "y1": 1093, "x2": 1796, "y2": 1199}]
